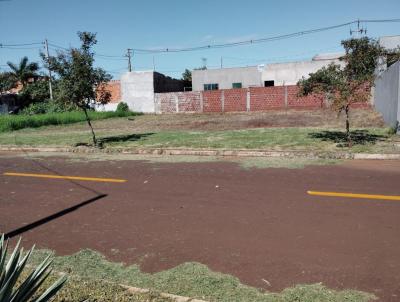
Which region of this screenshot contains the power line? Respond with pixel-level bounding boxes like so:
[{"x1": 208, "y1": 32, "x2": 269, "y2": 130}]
[
  {"x1": 0, "y1": 42, "x2": 43, "y2": 47},
  {"x1": 131, "y1": 18, "x2": 400, "y2": 54}
]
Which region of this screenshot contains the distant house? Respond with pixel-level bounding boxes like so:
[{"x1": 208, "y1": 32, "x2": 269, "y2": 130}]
[{"x1": 192, "y1": 53, "x2": 344, "y2": 91}]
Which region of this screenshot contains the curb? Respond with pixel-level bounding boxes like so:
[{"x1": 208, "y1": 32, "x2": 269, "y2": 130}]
[
  {"x1": 121, "y1": 284, "x2": 208, "y2": 302},
  {"x1": 1, "y1": 145, "x2": 400, "y2": 160}
]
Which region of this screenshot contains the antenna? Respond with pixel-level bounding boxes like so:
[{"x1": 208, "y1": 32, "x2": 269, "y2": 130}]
[
  {"x1": 350, "y1": 19, "x2": 367, "y2": 37},
  {"x1": 201, "y1": 57, "x2": 207, "y2": 69}
]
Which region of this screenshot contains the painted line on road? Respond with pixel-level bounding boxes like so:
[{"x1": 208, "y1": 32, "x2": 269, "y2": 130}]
[
  {"x1": 3, "y1": 172, "x2": 127, "y2": 183},
  {"x1": 308, "y1": 191, "x2": 400, "y2": 201}
]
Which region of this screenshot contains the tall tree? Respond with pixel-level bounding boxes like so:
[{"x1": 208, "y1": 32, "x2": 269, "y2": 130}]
[
  {"x1": 298, "y1": 37, "x2": 385, "y2": 145},
  {"x1": 181, "y1": 69, "x2": 192, "y2": 82},
  {"x1": 6, "y1": 56, "x2": 39, "y2": 87},
  {"x1": 46, "y1": 31, "x2": 111, "y2": 146}
]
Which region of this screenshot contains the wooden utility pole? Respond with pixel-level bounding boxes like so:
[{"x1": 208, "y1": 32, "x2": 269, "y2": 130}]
[
  {"x1": 44, "y1": 39, "x2": 53, "y2": 100},
  {"x1": 127, "y1": 48, "x2": 133, "y2": 72}
]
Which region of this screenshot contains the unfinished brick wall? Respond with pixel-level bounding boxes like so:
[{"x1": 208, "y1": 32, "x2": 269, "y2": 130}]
[
  {"x1": 250, "y1": 87, "x2": 285, "y2": 110},
  {"x1": 98, "y1": 80, "x2": 121, "y2": 103},
  {"x1": 203, "y1": 91, "x2": 222, "y2": 113},
  {"x1": 224, "y1": 89, "x2": 247, "y2": 112},
  {"x1": 154, "y1": 85, "x2": 370, "y2": 113},
  {"x1": 286, "y1": 86, "x2": 325, "y2": 109}
]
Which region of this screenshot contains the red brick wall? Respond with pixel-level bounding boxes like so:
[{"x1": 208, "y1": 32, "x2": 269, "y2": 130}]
[
  {"x1": 155, "y1": 92, "x2": 177, "y2": 113},
  {"x1": 154, "y1": 85, "x2": 370, "y2": 113},
  {"x1": 203, "y1": 90, "x2": 222, "y2": 113},
  {"x1": 286, "y1": 86, "x2": 325, "y2": 109},
  {"x1": 178, "y1": 92, "x2": 202, "y2": 112},
  {"x1": 250, "y1": 87, "x2": 285, "y2": 111},
  {"x1": 223, "y1": 89, "x2": 247, "y2": 112},
  {"x1": 98, "y1": 80, "x2": 121, "y2": 103}
]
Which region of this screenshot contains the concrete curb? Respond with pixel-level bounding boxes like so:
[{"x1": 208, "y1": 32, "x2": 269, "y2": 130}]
[
  {"x1": 1, "y1": 145, "x2": 400, "y2": 160},
  {"x1": 121, "y1": 284, "x2": 208, "y2": 302}
]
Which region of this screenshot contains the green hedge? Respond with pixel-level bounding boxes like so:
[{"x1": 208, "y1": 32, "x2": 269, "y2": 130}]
[{"x1": 0, "y1": 111, "x2": 139, "y2": 132}]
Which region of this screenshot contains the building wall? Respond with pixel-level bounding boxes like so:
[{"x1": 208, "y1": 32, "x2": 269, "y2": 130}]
[
  {"x1": 379, "y1": 35, "x2": 400, "y2": 49},
  {"x1": 262, "y1": 59, "x2": 344, "y2": 86},
  {"x1": 192, "y1": 66, "x2": 262, "y2": 91},
  {"x1": 374, "y1": 61, "x2": 400, "y2": 130},
  {"x1": 121, "y1": 71, "x2": 156, "y2": 113}
]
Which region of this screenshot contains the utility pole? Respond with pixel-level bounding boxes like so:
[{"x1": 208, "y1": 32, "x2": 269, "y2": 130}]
[
  {"x1": 220, "y1": 56, "x2": 223, "y2": 69},
  {"x1": 126, "y1": 48, "x2": 133, "y2": 72},
  {"x1": 44, "y1": 39, "x2": 53, "y2": 100}
]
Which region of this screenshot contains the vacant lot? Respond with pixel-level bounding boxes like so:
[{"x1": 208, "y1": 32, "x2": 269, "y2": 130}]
[{"x1": 0, "y1": 109, "x2": 398, "y2": 153}]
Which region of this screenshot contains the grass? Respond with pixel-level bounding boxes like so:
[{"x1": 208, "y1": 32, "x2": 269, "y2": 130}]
[
  {"x1": 28, "y1": 249, "x2": 375, "y2": 302},
  {"x1": 3, "y1": 151, "x2": 341, "y2": 169},
  {"x1": 20, "y1": 272, "x2": 173, "y2": 302},
  {"x1": 0, "y1": 111, "x2": 138, "y2": 132},
  {"x1": 0, "y1": 120, "x2": 397, "y2": 154}
]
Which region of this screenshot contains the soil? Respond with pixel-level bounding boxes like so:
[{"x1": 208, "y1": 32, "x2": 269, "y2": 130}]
[
  {"x1": 62, "y1": 109, "x2": 385, "y2": 133},
  {"x1": 1, "y1": 153, "x2": 399, "y2": 301}
]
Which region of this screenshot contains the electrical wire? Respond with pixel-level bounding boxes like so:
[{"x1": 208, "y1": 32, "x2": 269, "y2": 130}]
[{"x1": 131, "y1": 18, "x2": 400, "y2": 54}]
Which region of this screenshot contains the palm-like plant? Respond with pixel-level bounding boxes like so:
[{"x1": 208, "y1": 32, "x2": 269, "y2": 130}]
[
  {"x1": 0, "y1": 234, "x2": 67, "y2": 302},
  {"x1": 6, "y1": 57, "x2": 39, "y2": 88}
]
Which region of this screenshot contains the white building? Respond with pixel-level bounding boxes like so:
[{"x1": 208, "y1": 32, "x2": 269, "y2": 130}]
[{"x1": 192, "y1": 53, "x2": 344, "y2": 91}]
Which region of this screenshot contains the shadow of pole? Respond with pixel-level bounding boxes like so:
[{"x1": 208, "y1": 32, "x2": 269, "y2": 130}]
[{"x1": 5, "y1": 194, "x2": 108, "y2": 239}]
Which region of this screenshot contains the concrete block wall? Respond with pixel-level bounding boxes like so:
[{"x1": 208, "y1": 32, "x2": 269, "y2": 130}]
[
  {"x1": 155, "y1": 85, "x2": 370, "y2": 114},
  {"x1": 374, "y1": 61, "x2": 400, "y2": 129}
]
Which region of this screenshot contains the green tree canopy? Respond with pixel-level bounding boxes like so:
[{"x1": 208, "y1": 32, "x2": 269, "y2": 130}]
[
  {"x1": 0, "y1": 72, "x2": 17, "y2": 94},
  {"x1": 6, "y1": 56, "x2": 40, "y2": 87},
  {"x1": 45, "y1": 31, "x2": 112, "y2": 146},
  {"x1": 298, "y1": 37, "x2": 386, "y2": 144}
]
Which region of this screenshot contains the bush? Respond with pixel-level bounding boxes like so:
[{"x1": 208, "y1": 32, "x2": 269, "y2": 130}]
[
  {"x1": 20, "y1": 100, "x2": 75, "y2": 115},
  {"x1": 116, "y1": 102, "x2": 130, "y2": 113},
  {"x1": 0, "y1": 234, "x2": 67, "y2": 301},
  {"x1": 0, "y1": 110, "x2": 139, "y2": 132}
]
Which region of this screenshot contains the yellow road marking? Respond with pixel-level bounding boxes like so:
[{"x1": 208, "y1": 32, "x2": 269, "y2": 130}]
[
  {"x1": 308, "y1": 191, "x2": 400, "y2": 201},
  {"x1": 3, "y1": 172, "x2": 126, "y2": 183}
]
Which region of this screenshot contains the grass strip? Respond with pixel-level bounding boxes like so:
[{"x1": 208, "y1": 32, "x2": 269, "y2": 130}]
[{"x1": 0, "y1": 111, "x2": 139, "y2": 132}]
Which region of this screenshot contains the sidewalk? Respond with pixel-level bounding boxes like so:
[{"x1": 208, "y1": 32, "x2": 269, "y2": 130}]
[{"x1": 1, "y1": 145, "x2": 400, "y2": 160}]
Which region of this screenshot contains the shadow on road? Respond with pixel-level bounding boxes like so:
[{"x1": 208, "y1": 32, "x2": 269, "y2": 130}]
[
  {"x1": 5, "y1": 194, "x2": 108, "y2": 239},
  {"x1": 309, "y1": 130, "x2": 386, "y2": 147}
]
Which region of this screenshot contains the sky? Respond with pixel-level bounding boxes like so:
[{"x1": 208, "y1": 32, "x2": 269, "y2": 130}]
[{"x1": 1, "y1": 0, "x2": 400, "y2": 79}]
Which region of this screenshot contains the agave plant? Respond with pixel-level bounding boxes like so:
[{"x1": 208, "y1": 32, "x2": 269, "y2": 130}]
[{"x1": 0, "y1": 234, "x2": 67, "y2": 302}]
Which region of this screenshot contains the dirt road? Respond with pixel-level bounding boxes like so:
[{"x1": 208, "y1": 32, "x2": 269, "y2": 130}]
[{"x1": 1, "y1": 153, "x2": 399, "y2": 301}]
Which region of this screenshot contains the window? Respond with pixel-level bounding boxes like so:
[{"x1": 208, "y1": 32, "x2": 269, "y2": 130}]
[
  {"x1": 232, "y1": 82, "x2": 242, "y2": 89},
  {"x1": 204, "y1": 83, "x2": 219, "y2": 91},
  {"x1": 264, "y1": 80, "x2": 275, "y2": 87}
]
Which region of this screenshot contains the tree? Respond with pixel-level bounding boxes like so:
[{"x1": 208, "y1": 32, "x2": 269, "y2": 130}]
[
  {"x1": 0, "y1": 72, "x2": 17, "y2": 95},
  {"x1": 46, "y1": 31, "x2": 112, "y2": 146},
  {"x1": 181, "y1": 69, "x2": 192, "y2": 82},
  {"x1": 298, "y1": 37, "x2": 385, "y2": 145},
  {"x1": 6, "y1": 56, "x2": 39, "y2": 88}
]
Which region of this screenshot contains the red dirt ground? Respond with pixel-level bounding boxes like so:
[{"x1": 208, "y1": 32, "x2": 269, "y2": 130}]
[{"x1": 1, "y1": 153, "x2": 399, "y2": 301}]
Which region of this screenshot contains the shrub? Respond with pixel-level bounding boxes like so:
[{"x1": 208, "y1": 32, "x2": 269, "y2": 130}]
[
  {"x1": 20, "y1": 101, "x2": 74, "y2": 115},
  {"x1": 0, "y1": 111, "x2": 138, "y2": 132},
  {"x1": 116, "y1": 102, "x2": 130, "y2": 113},
  {"x1": 0, "y1": 234, "x2": 67, "y2": 301}
]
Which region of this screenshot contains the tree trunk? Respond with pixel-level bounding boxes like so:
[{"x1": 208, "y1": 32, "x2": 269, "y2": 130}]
[
  {"x1": 83, "y1": 107, "x2": 97, "y2": 146},
  {"x1": 345, "y1": 105, "x2": 352, "y2": 147}
]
